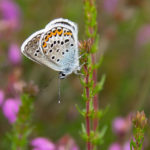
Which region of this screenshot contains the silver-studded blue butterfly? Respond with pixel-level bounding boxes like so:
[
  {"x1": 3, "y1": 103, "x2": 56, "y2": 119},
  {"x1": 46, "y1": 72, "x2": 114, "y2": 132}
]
[{"x1": 21, "y1": 18, "x2": 80, "y2": 79}]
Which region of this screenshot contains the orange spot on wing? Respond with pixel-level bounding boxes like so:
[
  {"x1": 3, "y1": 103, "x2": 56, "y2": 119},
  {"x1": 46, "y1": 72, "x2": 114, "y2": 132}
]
[
  {"x1": 45, "y1": 32, "x2": 52, "y2": 42},
  {"x1": 48, "y1": 32, "x2": 52, "y2": 38},
  {"x1": 64, "y1": 31, "x2": 72, "y2": 36},
  {"x1": 52, "y1": 30, "x2": 57, "y2": 36},
  {"x1": 57, "y1": 29, "x2": 63, "y2": 35},
  {"x1": 45, "y1": 36, "x2": 49, "y2": 42},
  {"x1": 43, "y1": 42, "x2": 47, "y2": 48}
]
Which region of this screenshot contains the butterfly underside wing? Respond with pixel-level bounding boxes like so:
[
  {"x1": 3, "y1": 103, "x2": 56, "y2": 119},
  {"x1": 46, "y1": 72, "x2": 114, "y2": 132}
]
[
  {"x1": 41, "y1": 27, "x2": 77, "y2": 68},
  {"x1": 21, "y1": 18, "x2": 80, "y2": 78},
  {"x1": 21, "y1": 30, "x2": 43, "y2": 64},
  {"x1": 21, "y1": 30, "x2": 62, "y2": 71}
]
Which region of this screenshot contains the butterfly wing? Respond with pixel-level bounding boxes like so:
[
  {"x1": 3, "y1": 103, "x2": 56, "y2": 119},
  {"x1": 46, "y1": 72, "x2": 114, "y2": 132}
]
[
  {"x1": 40, "y1": 19, "x2": 79, "y2": 73},
  {"x1": 21, "y1": 29, "x2": 62, "y2": 71}
]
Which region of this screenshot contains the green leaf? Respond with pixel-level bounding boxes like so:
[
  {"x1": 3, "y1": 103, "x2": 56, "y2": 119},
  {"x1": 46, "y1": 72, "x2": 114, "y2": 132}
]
[
  {"x1": 81, "y1": 123, "x2": 86, "y2": 134},
  {"x1": 80, "y1": 78, "x2": 86, "y2": 86},
  {"x1": 94, "y1": 55, "x2": 104, "y2": 69},
  {"x1": 91, "y1": 36, "x2": 99, "y2": 53},
  {"x1": 91, "y1": 126, "x2": 107, "y2": 145},
  {"x1": 80, "y1": 123, "x2": 88, "y2": 141},
  {"x1": 92, "y1": 74, "x2": 106, "y2": 96},
  {"x1": 82, "y1": 92, "x2": 87, "y2": 101},
  {"x1": 75, "y1": 104, "x2": 86, "y2": 117}
]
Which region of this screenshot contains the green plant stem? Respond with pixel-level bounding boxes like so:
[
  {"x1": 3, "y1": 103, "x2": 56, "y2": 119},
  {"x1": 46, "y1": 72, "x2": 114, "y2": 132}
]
[
  {"x1": 84, "y1": 0, "x2": 99, "y2": 148},
  {"x1": 82, "y1": 0, "x2": 103, "y2": 149},
  {"x1": 92, "y1": 53, "x2": 99, "y2": 131},
  {"x1": 85, "y1": 64, "x2": 91, "y2": 150}
]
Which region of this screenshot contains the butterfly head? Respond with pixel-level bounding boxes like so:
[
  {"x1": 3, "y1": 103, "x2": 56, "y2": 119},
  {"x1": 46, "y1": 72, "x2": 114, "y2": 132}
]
[
  {"x1": 59, "y1": 72, "x2": 66, "y2": 79},
  {"x1": 59, "y1": 67, "x2": 73, "y2": 79}
]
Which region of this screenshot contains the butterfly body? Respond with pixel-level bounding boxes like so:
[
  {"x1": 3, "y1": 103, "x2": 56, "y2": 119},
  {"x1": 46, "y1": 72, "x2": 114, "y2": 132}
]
[{"x1": 21, "y1": 18, "x2": 79, "y2": 79}]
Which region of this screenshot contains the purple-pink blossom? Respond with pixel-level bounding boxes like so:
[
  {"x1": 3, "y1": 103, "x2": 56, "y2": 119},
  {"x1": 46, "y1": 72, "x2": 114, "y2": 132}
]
[
  {"x1": 103, "y1": 0, "x2": 119, "y2": 14},
  {"x1": 123, "y1": 141, "x2": 130, "y2": 150},
  {"x1": 2, "y1": 98, "x2": 21, "y2": 123},
  {"x1": 112, "y1": 117, "x2": 131, "y2": 136},
  {"x1": 57, "y1": 145, "x2": 78, "y2": 150},
  {"x1": 136, "y1": 24, "x2": 150, "y2": 46},
  {"x1": 0, "y1": 0, "x2": 21, "y2": 30},
  {"x1": 31, "y1": 137, "x2": 55, "y2": 150},
  {"x1": 109, "y1": 141, "x2": 130, "y2": 150},
  {"x1": 109, "y1": 142, "x2": 121, "y2": 150},
  {"x1": 8, "y1": 43, "x2": 22, "y2": 65},
  {"x1": 57, "y1": 135, "x2": 79, "y2": 150},
  {"x1": 0, "y1": 90, "x2": 5, "y2": 106}
]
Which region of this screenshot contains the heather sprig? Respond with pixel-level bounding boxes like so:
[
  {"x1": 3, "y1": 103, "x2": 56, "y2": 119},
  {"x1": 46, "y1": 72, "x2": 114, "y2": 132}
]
[
  {"x1": 130, "y1": 111, "x2": 148, "y2": 150},
  {"x1": 9, "y1": 82, "x2": 38, "y2": 150},
  {"x1": 77, "y1": 0, "x2": 107, "y2": 149}
]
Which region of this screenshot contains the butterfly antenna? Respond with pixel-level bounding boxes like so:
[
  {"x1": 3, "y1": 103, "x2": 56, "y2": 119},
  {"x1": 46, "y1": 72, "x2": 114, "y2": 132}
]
[{"x1": 58, "y1": 76, "x2": 61, "y2": 104}]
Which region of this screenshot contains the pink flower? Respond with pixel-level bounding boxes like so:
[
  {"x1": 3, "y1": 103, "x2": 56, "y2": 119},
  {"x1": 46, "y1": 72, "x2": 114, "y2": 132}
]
[
  {"x1": 8, "y1": 43, "x2": 22, "y2": 65},
  {"x1": 109, "y1": 141, "x2": 130, "y2": 150},
  {"x1": 31, "y1": 137, "x2": 55, "y2": 150},
  {"x1": 57, "y1": 135, "x2": 79, "y2": 150},
  {"x1": 2, "y1": 98, "x2": 21, "y2": 123},
  {"x1": 136, "y1": 25, "x2": 150, "y2": 46},
  {"x1": 109, "y1": 142, "x2": 121, "y2": 150},
  {"x1": 103, "y1": 0, "x2": 119, "y2": 14},
  {"x1": 123, "y1": 141, "x2": 130, "y2": 150},
  {"x1": 0, "y1": 0, "x2": 21, "y2": 30},
  {"x1": 0, "y1": 90, "x2": 5, "y2": 106},
  {"x1": 112, "y1": 117, "x2": 131, "y2": 136}
]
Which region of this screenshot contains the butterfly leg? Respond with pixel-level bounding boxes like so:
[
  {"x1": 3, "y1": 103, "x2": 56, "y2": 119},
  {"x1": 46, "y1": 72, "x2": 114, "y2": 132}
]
[
  {"x1": 74, "y1": 70, "x2": 84, "y2": 77},
  {"x1": 78, "y1": 53, "x2": 86, "y2": 59},
  {"x1": 73, "y1": 62, "x2": 87, "y2": 77},
  {"x1": 79, "y1": 62, "x2": 87, "y2": 69}
]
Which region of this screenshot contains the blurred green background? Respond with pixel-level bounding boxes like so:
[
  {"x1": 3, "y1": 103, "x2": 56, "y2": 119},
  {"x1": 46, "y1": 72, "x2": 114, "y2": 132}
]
[{"x1": 0, "y1": 0, "x2": 150, "y2": 149}]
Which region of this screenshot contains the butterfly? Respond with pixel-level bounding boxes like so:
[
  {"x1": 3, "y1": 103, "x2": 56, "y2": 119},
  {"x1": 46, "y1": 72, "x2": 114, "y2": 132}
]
[{"x1": 21, "y1": 18, "x2": 80, "y2": 79}]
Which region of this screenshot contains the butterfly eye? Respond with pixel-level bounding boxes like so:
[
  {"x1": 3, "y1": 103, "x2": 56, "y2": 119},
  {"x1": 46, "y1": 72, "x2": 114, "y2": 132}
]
[
  {"x1": 59, "y1": 72, "x2": 66, "y2": 79},
  {"x1": 62, "y1": 73, "x2": 65, "y2": 76}
]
